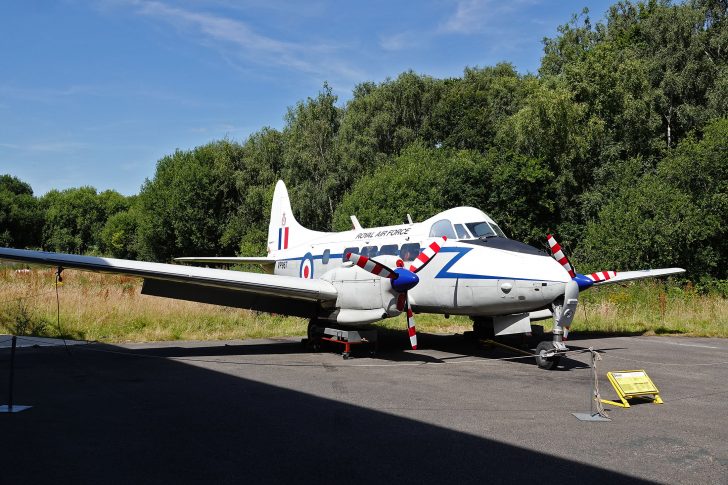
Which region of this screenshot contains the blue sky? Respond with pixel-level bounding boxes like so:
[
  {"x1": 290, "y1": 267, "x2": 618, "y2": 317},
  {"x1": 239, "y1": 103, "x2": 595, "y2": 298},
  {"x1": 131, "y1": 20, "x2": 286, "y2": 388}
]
[{"x1": 1, "y1": 0, "x2": 615, "y2": 196}]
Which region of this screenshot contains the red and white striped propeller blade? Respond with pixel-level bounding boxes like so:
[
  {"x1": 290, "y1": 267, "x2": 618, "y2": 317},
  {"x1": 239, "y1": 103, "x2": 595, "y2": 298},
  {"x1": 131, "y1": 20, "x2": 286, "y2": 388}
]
[
  {"x1": 408, "y1": 236, "x2": 447, "y2": 273},
  {"x1": 585, "y1": 271, "x2": 617, "y2": 283},
  {"x1": 404, "y1": 297, "x2": 417, "y2": 350},
  {"x1": 345, "y1": 252, "x2": 396, "y2": 279},
  {"x1": 396, "y1": 291, "x2": 417, "y2": 349},
  {"x1": 546, "y1": 234, "x2": 576, "y2": 278}
]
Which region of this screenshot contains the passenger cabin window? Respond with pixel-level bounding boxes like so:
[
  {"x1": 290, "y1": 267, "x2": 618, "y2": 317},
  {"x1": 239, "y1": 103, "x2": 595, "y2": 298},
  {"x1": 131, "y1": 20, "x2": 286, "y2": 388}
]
[
  {"x1": 322, "y1": 249, "x2": 330, "y2": 265},
  {"x1": 342, "y1": 247, "x2": 359, "y2": 262},
  {"x1": 466, "y1": 221, "x2": 496, "y2": 238},
  {"x1": 399, "y1": 243, "x2": 421, "y2": 262},
  {"x1": 379, "y1": 244, "x2": 399, "y2": 256},
  {"x1": 454, "y1": 223, "x2": 471, "y2": 239},
  {"x1": 361, "y1": 246, "x2": 378, "y2": 257},
  {"x1": 429, "y1": 219, "x2": 457, "y2": 239}
]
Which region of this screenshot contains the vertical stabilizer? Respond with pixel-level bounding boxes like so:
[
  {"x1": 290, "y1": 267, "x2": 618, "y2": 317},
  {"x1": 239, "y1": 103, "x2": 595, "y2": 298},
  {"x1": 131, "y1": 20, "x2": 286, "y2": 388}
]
[{"x1": 268, "y1": 180, "x2": 323, "y2": 254}]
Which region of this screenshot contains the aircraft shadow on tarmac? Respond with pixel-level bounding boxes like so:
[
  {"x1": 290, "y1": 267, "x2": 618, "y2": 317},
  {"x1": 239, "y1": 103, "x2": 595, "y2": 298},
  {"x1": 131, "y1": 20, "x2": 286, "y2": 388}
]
[
  {"x1": 1, "y1": 342, "x2": 653, "y2": 485},
  {"x1": 79, "y1": 328, "x2": 604, "y2": 371}
]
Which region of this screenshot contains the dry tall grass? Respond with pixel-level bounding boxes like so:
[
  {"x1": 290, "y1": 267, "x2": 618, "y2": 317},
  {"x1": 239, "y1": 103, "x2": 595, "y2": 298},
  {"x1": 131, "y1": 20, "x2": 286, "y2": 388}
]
[
  {"x1": 1, "y1": 267, "x2": 726, "y2": 341},
  {"x1": 0, "y1": 268, "x2": 306, "y2": 341}
]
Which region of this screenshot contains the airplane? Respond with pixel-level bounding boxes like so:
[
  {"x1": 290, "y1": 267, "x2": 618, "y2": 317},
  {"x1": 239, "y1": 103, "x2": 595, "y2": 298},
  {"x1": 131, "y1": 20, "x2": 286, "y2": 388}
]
[{"x1": 0, "y1": 180, "x2": 684, "y2": 369}]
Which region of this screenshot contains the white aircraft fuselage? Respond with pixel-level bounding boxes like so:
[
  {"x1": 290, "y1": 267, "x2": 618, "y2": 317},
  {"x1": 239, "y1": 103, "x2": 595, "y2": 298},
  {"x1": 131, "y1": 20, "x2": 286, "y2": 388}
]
[{"x1": 267, "y1": 206, "x2": 569, "y2": 325}]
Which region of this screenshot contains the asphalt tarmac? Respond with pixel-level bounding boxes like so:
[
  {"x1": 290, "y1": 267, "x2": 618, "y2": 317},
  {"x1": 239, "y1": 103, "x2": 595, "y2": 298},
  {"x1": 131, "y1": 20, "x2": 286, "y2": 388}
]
[{"x1": 1, "y1": 331, "x2": 726, "y2": 484}]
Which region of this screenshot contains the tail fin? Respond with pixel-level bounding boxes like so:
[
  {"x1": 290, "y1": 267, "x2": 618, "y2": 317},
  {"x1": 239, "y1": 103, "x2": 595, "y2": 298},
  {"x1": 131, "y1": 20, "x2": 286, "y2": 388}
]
[{"x1": 268, "y1": 180, "x2": 323, "y2": 254}]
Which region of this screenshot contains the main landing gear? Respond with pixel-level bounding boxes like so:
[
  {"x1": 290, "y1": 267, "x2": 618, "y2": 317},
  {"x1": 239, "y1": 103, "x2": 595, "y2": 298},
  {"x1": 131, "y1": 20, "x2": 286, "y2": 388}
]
[
  {"x1": 304, "y1": 320, "x2": 378, "y2": 359},
  {"x1": 535, "y1": 280, "x2": 580, "y2": 370},
  {"x1": 534, "y1": 341, "x2": 562, "y2": 370}
]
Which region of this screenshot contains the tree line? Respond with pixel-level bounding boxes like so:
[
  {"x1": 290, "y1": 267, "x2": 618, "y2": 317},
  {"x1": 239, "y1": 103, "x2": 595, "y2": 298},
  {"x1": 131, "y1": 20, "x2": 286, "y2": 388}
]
[{"x1": 1, "y1": 0, "x2": 727, "y2": 282}]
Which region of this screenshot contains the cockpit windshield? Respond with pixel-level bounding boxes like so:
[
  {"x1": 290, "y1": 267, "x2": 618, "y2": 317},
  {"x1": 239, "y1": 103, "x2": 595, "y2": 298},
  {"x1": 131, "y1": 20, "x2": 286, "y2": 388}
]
[{"x1": 466, "y1": 221, "x2": 505, "y2": 239}]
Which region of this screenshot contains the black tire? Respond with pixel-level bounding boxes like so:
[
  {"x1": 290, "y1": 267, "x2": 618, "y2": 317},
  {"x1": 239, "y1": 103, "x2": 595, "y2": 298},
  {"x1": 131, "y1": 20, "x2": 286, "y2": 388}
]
[
  {"x1": 472, "y1": 317, "x2": 495, "y2": 339},
  {"x1": 535, "y1": 341, "x2": 561, "y2": 370}
]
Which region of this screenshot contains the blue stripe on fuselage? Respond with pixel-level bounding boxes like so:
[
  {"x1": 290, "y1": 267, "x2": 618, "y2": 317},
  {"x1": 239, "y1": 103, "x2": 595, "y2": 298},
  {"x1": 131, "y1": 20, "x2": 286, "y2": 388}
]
[
  {"x1": 434, "y1": 246, "x2": 561, "y2": 283},
  {"x1": 278, "y1": 246, "x2": 562, "y2": 283}
]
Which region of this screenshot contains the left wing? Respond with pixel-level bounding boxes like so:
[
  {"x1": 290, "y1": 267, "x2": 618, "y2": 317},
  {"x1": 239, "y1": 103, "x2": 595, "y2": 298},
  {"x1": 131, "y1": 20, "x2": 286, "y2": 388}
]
[{"x1": 0, "y1": 248, "x2": 336, "y2": 318}]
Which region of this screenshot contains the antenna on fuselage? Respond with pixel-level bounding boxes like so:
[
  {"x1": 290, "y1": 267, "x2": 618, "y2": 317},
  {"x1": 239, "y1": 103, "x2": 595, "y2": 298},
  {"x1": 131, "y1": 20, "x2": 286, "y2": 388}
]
[
  {"x1": 350, "y1": 215, "x2": 363, "y2": 230},
  {"x1": 406, "y1": 214, "x2": 414, "y2": 225}
]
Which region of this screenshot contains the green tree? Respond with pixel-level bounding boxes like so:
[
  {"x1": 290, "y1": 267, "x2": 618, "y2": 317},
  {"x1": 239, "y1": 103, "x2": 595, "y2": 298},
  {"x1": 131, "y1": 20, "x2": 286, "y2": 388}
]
[
  {"x1": 338, "y1": 72, "x2": 444, "y2": 171},
  {"x1": 40, "y1": 187, "x2": 129, "y2": 253},
  {"x1": 0, "y1": 175, "x2": 42, "y2": 248},
  {"x1": 226, "y1": 127, "x2": 284, "y2": 256},
  {"x1": 282, "y1": 83, "x2": 343, "y2": 230},
  {"x1": 100, "y1": 197, "x2": 139, "y2": 259},
  {"x1": 426, "y1": 63, "x2": 526, "y2": 151},
  {"x1": 135, "y1": 140, "x2": 245, "y2": 262},
  {"x1": 576, "y1": 174, "x2": 711, "y2": 275},
  {"x1": 495, "y1": 78, "x2": 604, "y2": 240},
  {"x1": 333, "y1": 144, "x2": 556, "y2": 246}
]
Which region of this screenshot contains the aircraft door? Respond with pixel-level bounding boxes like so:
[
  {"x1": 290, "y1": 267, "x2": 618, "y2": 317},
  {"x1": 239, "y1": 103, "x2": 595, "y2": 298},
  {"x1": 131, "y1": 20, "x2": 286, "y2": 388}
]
[{"x1": 455, "y1": 278, "x2": 473, "y2": 309}]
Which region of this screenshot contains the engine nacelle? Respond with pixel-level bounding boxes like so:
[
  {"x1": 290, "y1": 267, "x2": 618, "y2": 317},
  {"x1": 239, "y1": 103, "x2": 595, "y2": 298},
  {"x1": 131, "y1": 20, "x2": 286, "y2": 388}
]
[{"x1": 320, "y1": 256, "x2": 403, "y2": 323}]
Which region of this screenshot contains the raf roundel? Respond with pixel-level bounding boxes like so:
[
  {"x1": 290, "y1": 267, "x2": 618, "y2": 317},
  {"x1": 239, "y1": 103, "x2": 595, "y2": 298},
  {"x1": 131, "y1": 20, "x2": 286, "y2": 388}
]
[{"x1": 300, "y1": 253, "x2": 314, "y2": 280}]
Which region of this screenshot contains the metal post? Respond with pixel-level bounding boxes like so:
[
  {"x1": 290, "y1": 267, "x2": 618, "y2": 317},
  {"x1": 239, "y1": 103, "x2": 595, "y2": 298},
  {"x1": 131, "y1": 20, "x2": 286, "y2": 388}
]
[
  {"x1": 8, "y1": 335, "x2": 16, "y2": 411},
  {"x1": 1, "y1": 335, "x2": 30, "y2": 413}
]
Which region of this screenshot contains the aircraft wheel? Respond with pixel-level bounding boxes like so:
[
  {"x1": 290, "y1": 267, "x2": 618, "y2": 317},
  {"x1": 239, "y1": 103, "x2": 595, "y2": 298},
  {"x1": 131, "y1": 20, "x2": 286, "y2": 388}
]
[
  {"x1": 472, "y1": 317, "x2": 495, "y2": 339},
  {"x1": 342, "y1": 352, "x2": 350, "y2": 360},
  {"x1": 535, "y1": 341, "x2": 561, "y2": 370},
  {"x1": 307, "y1": 320, "x2": 323, "y2": 351}
]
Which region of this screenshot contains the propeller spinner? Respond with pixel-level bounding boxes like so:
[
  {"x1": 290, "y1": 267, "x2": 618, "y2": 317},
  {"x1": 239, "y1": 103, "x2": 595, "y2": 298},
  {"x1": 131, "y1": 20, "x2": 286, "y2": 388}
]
[{"x1": 346, "y1": 236, "x2": 447, "y2": 350}]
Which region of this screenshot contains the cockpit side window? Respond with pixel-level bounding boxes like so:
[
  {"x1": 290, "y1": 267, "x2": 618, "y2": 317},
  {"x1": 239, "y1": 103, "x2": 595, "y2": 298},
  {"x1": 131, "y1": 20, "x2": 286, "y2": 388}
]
[
  {"x1": 454, "y1": 223, "x2": 471, "y2": 239},
  {"x1": 491, "y1": 223, "x2": 506, "y2": 238},
  {"x1": 429, "y1": 219, "x2": 456, "y2": 239},
  {"x1": 466, "y1": 221, "x2": 496, "y2": 238}
]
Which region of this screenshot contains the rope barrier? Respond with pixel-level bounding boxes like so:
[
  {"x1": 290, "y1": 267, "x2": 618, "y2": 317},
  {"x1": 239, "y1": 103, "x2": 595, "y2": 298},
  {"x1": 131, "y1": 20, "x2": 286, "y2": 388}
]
[{"x1": 587, "y1": 347, "x2": 609, "y2": 418}]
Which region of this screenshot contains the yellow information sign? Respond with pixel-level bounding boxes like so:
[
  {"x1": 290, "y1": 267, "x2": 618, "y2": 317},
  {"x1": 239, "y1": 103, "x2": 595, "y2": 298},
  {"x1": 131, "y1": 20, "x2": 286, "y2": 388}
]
[{"x1": 601, "y1": 370, "x2": 663, "y2": 408}]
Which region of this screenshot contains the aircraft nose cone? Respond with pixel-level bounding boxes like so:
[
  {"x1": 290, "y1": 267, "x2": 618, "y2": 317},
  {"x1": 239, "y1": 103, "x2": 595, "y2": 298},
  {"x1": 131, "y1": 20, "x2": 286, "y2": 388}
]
[{"x1": 392, "y1": 268, "x2": 419, "y2": 293}]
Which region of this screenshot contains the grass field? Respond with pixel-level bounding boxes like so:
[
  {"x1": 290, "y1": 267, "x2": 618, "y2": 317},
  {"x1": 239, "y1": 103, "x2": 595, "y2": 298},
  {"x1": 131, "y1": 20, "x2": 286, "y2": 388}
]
[{"x1": 1, "y1": 267, "x2": 726, "y2": 342}]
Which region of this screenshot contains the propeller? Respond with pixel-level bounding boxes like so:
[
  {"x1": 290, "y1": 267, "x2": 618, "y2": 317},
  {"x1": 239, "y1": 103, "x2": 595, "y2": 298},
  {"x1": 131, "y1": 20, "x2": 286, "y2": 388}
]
[
  {"x1": 546, "y1": 234, "x2": 617, "y2": 339},
  {"x1": 346, "y1": 236, "x2": 447, "y2": 350}
]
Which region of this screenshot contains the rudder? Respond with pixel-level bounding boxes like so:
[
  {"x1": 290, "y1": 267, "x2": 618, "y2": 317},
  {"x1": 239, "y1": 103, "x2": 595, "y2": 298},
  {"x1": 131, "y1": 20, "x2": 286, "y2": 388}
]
[{"x1": 268, "y1": 180, "x2": 322, "y2": 254}]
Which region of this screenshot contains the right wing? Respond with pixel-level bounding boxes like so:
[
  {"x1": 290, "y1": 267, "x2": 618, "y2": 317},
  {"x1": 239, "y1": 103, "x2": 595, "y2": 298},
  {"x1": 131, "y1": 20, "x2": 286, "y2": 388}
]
[
  {"x1": 589, "y1": 268, "x2": 685, "y2": 285},
  {"x1": 0, "y1": 248, "x2": 337, "y2": 318}
]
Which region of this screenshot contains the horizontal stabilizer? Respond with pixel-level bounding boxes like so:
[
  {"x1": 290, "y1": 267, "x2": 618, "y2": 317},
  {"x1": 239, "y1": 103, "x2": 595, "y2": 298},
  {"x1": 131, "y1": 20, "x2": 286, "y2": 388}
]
[{"x1": 174, "y1": 256, "x2": 275, "y2": 265}]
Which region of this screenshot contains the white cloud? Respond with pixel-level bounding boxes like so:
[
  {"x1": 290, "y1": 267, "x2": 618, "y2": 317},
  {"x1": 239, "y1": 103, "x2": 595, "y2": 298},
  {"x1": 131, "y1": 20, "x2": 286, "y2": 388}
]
[
  {"x1": 121, "y1": 0, "x2": 364, "y2": 84},
  {"x1": 0, "y1": 141, "x2": 87, "y2": 153},
  {"x1": 379, "y1": 31, "x2": 422, "y2": 51},
  {"x1": 439, "y1": 0, "x2": 542, "y2": 35}
]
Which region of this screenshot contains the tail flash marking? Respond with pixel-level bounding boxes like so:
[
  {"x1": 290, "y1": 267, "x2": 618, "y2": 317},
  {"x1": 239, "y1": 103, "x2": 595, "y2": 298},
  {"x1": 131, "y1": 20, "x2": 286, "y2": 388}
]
[{"x1": 278, "y1": 227, "x2": 290, "y2": 250}]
